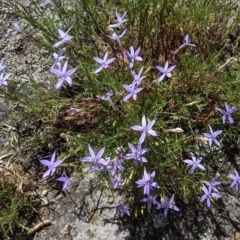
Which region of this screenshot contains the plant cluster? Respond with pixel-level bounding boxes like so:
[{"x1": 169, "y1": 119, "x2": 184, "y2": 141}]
[
  {"x1": 1, "y1": 0, "x2": 240, "y2": 237},
  {"x1": 0, "y1": 165, "x2": 37, "y2": 239},
  {"x1": 35, "y1": 13, "x2": 240, "y2": 215}
]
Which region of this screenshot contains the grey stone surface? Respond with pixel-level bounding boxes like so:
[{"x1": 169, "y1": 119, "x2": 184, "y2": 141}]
[{"x1": 34, "y1": 171, "x2": 130, "y2": 240}]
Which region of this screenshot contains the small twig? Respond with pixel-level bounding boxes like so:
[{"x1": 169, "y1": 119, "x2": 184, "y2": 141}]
[
  {"x1": 108, "y1": 97, "x2": 116, "y2": 111},
  {"x1": 218, "y1": 57, "x2": 237, "y2": 71},
  {"x1": 0, "y1": 153, "x2": 15, "y2": 161},
  {"x1": 27, "y1": 220, "x2": 52, "y2": 235},
  {"x1": 173, "y1": 43, "x2": 186, "y2": 54},
  {"x1": 203, "y1": 109, "x2": 216, "y2": 124}
]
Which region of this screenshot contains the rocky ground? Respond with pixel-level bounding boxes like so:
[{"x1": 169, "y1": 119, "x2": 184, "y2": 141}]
[{"x1": 1, "y1": 4, "x2": 240, "y2": 240}]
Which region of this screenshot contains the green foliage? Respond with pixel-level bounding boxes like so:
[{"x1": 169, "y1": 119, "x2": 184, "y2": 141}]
[{"x1": 0, "y1": 166, "x2": 37, "y2": 239}]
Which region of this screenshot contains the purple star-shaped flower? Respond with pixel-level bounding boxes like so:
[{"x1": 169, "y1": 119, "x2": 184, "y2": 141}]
[
  {"x1": 200, "y1": 185, "x2": 221, "y2": 207},
  {"x1": 108, "y1": 159, "x2": 124, "y2": 176},
  {"x1": 203, "y1": 125, "x2": 222, "y2": 147},
  {"x1": 131, "y1": 67, "x2": 146, "y2": 86},
  {"x1": 108, "y1": 29, "x2": 127, "y2": 40},
  {"x1": 12, "y1": 22, "x2": 21, "y2": 35},
  {"x1": 156, "y1": 61, "x2": 176, "y2": 83},
  {"x1": 93, "y1": 52, "x2": 115, "y2": 74},
  {"x1": 136, "y1": 168, "x2": 160, "y2": 195},
  {"x1": 53, "y1": 52, "x2": 65, "y2": 62},
  {"x1": 216, "y1": 102, "x2": 238, "y2": 124},
  {"x1": 184, "y1": 34, "x2": 196, "y2": 47},
  {"x1": 110, "y1": 174, "x2": 123, "y2": 189},
  {"x1": 116, "y1": 204, "x2": 130, "y2": 217},
  {"x1": 131, "y1": 115, "x2": 158, "y2": 144},
  {"x1": 57, "y1": 174, "x2": 71, "y2": 190},
  {"x1": 51, "y1": 47, "x2": 66, "y2": 68},
  {"x1": 125, "y1": 46, "x2": 143, "y2": 69},
  {"x1": 183, "y1": 153, "x2": 205, "y2": 174},
  {"x1": 0, "y1": 72, "x2": 11, "y2": 86},
  {"x1": 108, "y1": 12, "x2": 128, "y2": 28},
  {"x1": 125, "y1": 142, "x2": 150, "y2": 166},
  {"x1": 157, "y1": 194, "x2": 180, "y2": 217},
  {"x1": 96, "y1": 90, "x2": 113, "y2": 101},
  {"x1": 81, "y1": 145, "x2": 108, "y2": 171},
  {"x1": 40, "y1": 151, "x2": 62, "y2": 178},
  {"x1": 229, "y1": 169, "x2": 240, "y2": 190},
  {"x1": 122, "y1": 82, "x2": 143, "y2": 102},
  {"x1": 50, "y1": 60, "x2": 77, "y2": 90},
  {"x1": 141, "y1": 194, "x2": 160, "y2": 212},
  {"x1": 208, "y1": 176, "x2": 221, "y2": 193},
  {"x1": 53, "y1": 27, "x2": 74, "y2": 48}
]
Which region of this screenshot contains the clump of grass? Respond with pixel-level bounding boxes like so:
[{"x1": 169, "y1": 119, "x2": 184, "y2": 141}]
[
  {"x1": 0, "y1": 165, "x2": 38, "y2": 239},
  {"x1": 1, "y1": 0, "x2": 240, "y2": 223}
]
